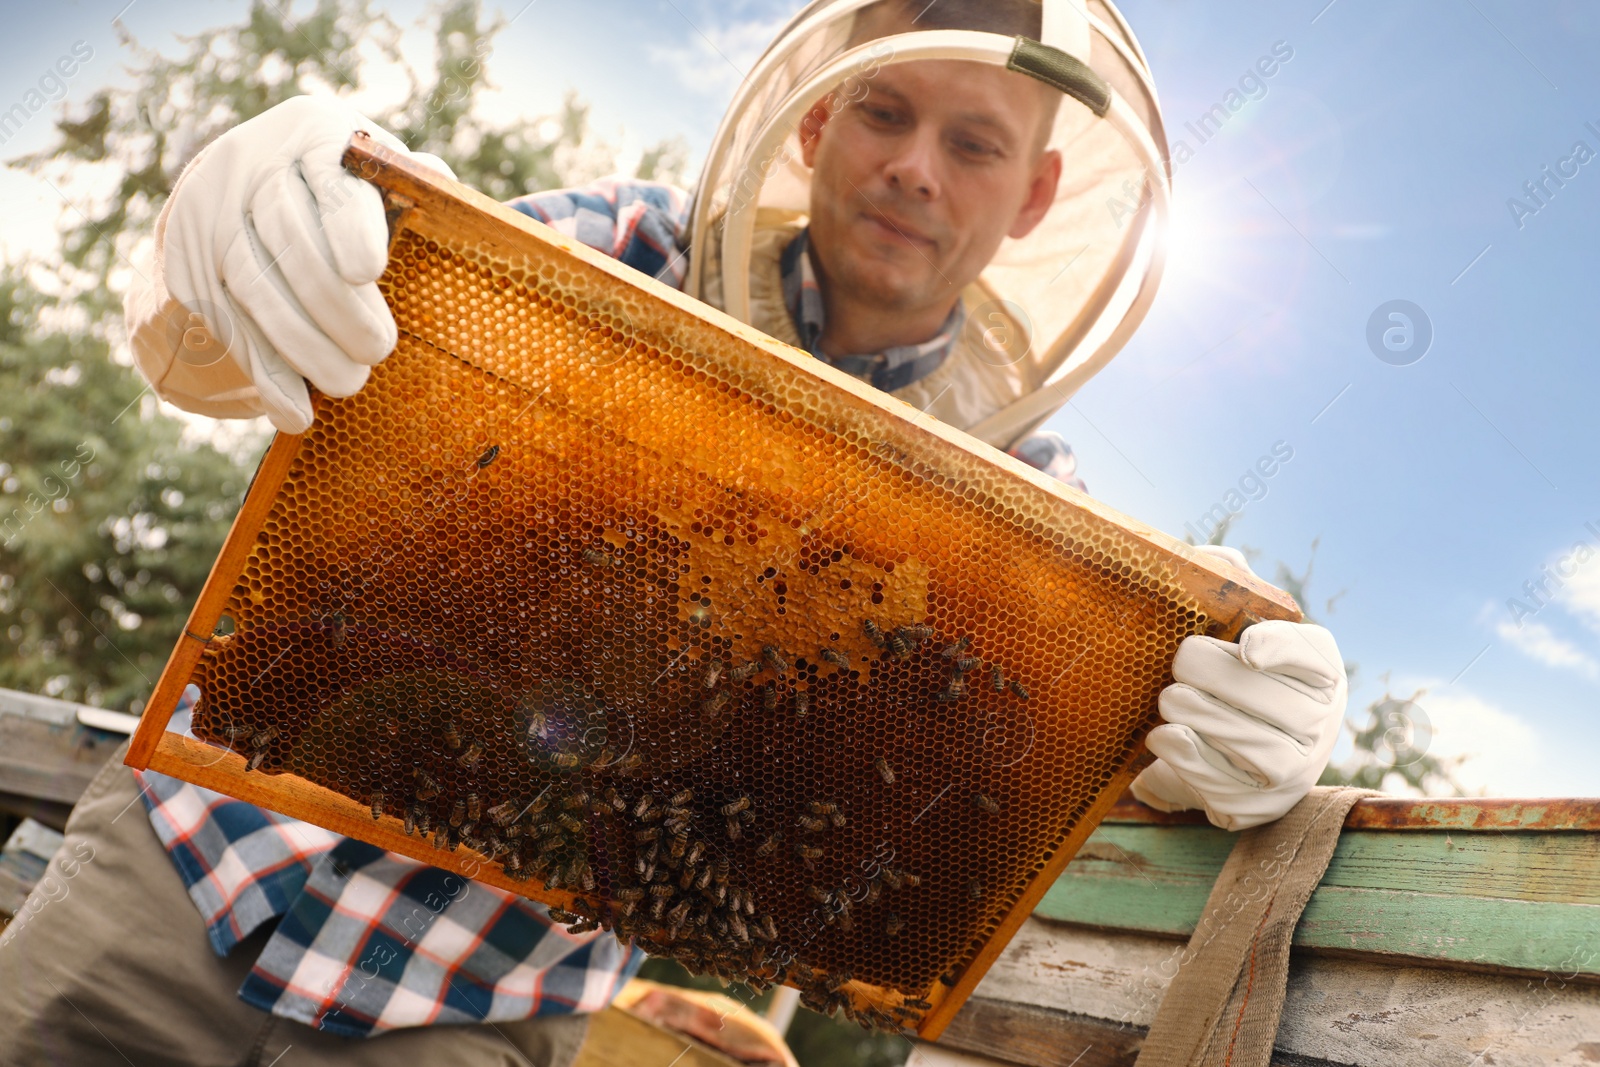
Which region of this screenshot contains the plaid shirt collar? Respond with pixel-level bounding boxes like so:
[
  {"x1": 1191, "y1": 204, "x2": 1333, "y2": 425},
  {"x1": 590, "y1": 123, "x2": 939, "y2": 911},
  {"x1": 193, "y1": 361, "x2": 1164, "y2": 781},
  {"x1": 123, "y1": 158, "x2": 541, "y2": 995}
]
[{"x1": 779, "y1": 227, "x2": 965, "y2": 393}]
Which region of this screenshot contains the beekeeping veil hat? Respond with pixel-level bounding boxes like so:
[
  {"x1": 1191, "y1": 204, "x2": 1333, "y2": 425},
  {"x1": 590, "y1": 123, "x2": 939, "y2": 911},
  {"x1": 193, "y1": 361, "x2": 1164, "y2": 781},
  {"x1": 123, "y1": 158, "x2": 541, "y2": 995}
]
[{"x1": 684, "y1": 0, "x2": 1169, "y2": 451}]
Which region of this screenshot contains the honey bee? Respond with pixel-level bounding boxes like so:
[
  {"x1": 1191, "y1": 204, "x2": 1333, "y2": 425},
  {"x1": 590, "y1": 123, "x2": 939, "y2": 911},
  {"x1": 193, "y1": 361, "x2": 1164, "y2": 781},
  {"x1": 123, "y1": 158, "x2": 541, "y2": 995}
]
[
  {"x1": 757, "y1": 915, "x2": 778, "y2": 942},
  {"x1": 794, "y1": 690, "x2": 809, "y2": 718},
  {"x1": 756, "y1": 833, "x2": 783, "y2": 857},
  {"x1": 879, "y1": 867, "x2": 903, "y2": 890},
  {"x1": 414, "y1": 807, "x2": 433, "y2": 836},
  {"x1": 874, "y1": 757, "x2": 896, "y2": 784},
  {"x1": 582, "y1": 547, "x2": 619, "y2": 568},
  {"x1": 761, "y1": 684, "x2": 777, "y2": 713},
  {"x1": 443, "y1": 718, "x2": 463, "y2": 750},
  {"x1": 728, "y1": 661, "x2": 761, "y2": 683},
  {"x1": 702, "y1": 690, "x2": 731, "y2": 715},
  {"x1": 604, "y1": 787, "x2": 627, "y2": 813},
  {"x1": 902, "y1": 871, "x2": 923, "y2": 888},
  {"x1": 250, "y1": 725, "x2": 280, "y2": 749},
  {"x1": 617, "y1": 753, "x2": 644, "y2": 774},
  {"x1": 554, "y1": 752, "x2": 581, "y2": 770},
  {"x1": 702, "y1": 658, "x2": 724, "y2": 688},
  {"x1": 635, "y1": 826, "x2": 662, "y2": 843},
  {"x1": 973, "y1": 793, "x2": 1001, "y2": 814},
  {"x1": 558, "y1": 812, "x2": 584, "y2": 834},
  {"x1": 370, "y1": 792, "x2": 386, "y2": 822},
  {"x1": 502, "y1": 847, "x2": 522, "y2": 872},
  {"x1": 714, "y1": 856, "x2": 730, "y2": 884},
  {"x1": 720, "y1": 796, "x2": 751, "y2": 816},
  {"x1": 829, "y1": 811, "x2": 847, "y2": 828},
  {"x1": 328, "y1": 613, "x2": 348, "y2": 648},
  {"x1": 413, "y1": 769, "x2": 442, "y2": 801},
  {"x1": 990, "y1": 665, "x2": 1006, "y2": 692},
  {"x1": 447, "y1": 799, "x2": 466, "y2": 827},
  {"x1": 905, "y1": 997, "x2": 934, "y2": 1010},
  {"x1": 761, "y1": 645, "x2": 788, "y2": 675},
  {"x1": 935, "y1": 677, "x2": 965, "y2": 702},
  {"x1": 614, "y1": 886, "x2": 645, "y2": 902},
  {"x1": 476, "y1": 443, "x2": 500, "y2": 468},
  {"x1": 466, "y1": 794, "x2": 482, "y2": 823},
  {"x1": 862, "y1": 880, "x2": 882, "y2": 905},
  {"x1": 805, "y1": 884, "x2": 831, "y2": 904},
  {"x1": 819, "y1": 647, "x2": 850, "y2": 670},
  {"x1": 806, "y1": 800, "x2": 839, "y2": 815},
  {"x1": 725, "y1": 817, "x2": 742, "y2": 841},
  {"x1": 694, "y1": 865, "x2": 713, "y2": 891},
  {"x1": 797, "y1": 814, "x2": 827, "y2": 832},
  {"x1": 954, "y1": 655, "x2": 981, "y2": 673},
  {"x1": 667, "y1": 899, "x2": 692, "y2": 926},
  {"x1": 862, "y1": 618, "x2": 885, "y2": 647},
  {"x1": 686, "y1": 840, "x2": 705, "y2": 867},
  {"x1": 1009, "y1": 679, "x2": 1029, "y2": 700},
  {"x1": 634, "y1": 794, "x2": 657, "y2": 819},
  {"x1": 403, "y1": 806, "x2": 417, "y2": 835},
  {"x1": 668, "y1": 788, "x2": 693, "y2": 807},
  {"x1": 884, "y1": 629, "x2": 910, "y2": 658},
  {"x1": 457, "y1": 740, "x2": 484, "y2": 770},
  {"x1": 562, "y1": 790, "x2": 588, "y2": 811},
  {"x1": 941, "y1": 635, "x2": 971, "y2": 658},
  {"x1": 967, "y1": 879, "x2": 984, "y2": 901},
  {"x1": 900, "y1": 624, "x2": 933, "y2": 645},
  {"x1": 795, "y1": 843, "x2": 823, "y2": 861},
  {"x1": 244, "y1": 748, "x2": 269, "y2": 772}
]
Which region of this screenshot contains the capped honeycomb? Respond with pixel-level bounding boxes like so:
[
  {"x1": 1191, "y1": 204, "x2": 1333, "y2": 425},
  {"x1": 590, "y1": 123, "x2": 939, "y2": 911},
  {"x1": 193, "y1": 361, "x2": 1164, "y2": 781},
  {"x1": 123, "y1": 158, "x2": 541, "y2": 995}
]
[{"x1": 131, "y1": 136, "x2": 1298, "y2": 1037}]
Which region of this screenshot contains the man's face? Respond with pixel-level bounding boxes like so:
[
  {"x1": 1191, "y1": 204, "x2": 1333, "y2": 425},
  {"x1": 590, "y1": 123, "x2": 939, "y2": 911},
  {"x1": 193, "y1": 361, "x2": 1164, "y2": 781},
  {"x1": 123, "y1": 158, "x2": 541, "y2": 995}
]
[{"x1": 799, "y1": 59, "x2": 1062, "y2": 318}]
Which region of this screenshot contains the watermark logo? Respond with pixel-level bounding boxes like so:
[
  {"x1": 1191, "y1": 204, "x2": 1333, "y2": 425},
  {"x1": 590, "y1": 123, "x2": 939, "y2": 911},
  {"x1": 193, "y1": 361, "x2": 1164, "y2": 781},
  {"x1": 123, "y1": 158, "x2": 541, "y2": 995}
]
[
  {"x1": 1368, "y1": 697, "x2": 1433, "y2": 769},
  {"x1": 1365, "y1": 299, "x2": 1432, "y2": 366},
  {"x1": 964, "y1": 299, "x2": 1032, "y2": 368},
  {"x1": 165, "y1": 297, "x2": 239, "y2": 369}
]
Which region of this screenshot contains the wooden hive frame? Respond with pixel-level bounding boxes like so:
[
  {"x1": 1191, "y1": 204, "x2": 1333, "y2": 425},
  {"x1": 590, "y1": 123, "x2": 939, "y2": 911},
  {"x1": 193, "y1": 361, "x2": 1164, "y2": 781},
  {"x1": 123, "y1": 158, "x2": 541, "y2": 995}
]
[{"x1": 127, "y1": 134, "x2": 1300, "y2": 1038}]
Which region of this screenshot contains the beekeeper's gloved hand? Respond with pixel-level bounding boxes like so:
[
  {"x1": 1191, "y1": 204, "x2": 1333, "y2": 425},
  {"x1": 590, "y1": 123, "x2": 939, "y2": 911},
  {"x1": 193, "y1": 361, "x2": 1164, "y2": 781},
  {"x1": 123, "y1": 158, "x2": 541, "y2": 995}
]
[
  {"x1": 1130, "y1": 544, "x2": 1347, "y2": 830},
  {"x1": 124, "y1": 95, "x2": 455, "y2": 433}
]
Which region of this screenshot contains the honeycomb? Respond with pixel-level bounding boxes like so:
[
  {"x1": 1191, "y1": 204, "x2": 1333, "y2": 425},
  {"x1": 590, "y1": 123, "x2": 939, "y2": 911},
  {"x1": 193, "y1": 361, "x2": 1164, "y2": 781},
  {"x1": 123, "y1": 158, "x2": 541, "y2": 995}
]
[{"x1": 142, "y1": 138, "x2": 1298, "y2": 1036}]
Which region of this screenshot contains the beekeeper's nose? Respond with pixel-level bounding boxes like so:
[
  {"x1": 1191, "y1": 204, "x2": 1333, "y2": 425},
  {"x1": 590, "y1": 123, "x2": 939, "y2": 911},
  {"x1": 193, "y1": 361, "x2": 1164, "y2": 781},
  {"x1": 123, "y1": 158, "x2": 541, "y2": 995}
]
[{"x1": 882, "y1": 126, "x2": 942, "y2": 202}]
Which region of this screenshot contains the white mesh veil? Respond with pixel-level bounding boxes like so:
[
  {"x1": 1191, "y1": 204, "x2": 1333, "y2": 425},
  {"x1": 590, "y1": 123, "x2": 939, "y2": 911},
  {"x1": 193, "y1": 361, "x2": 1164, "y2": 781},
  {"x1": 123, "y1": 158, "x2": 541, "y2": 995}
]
[{"x1": 684, "y1": 0, "x2": 1169, "y2": 448}]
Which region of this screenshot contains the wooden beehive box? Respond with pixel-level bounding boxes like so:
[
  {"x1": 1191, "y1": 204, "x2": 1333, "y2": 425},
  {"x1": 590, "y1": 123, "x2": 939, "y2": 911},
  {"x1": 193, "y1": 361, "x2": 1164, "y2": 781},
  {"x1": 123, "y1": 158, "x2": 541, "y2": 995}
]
[{"x1": 127, "y1": 133, "x2": 1299, "y2": 1038}]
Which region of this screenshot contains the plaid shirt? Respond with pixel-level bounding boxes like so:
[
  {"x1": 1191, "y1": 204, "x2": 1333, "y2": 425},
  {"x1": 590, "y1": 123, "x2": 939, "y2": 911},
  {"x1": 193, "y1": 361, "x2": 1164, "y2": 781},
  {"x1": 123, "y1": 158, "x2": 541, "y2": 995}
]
[
  {"x1": 142, "y1": 179, "x2": 1088, "y2": 1039},
  {"x1": 138, "y1": 688, "x2": 640, "y2": 1038}
]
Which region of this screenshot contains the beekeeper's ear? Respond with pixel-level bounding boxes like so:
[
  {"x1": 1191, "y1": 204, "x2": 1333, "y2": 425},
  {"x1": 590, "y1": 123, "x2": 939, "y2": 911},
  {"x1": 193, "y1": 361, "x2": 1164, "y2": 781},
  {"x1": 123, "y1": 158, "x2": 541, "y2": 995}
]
[
  {"x1": 1007, "y1": 148, "x2": 1062, "y2": 240},
  {"x1": 798, "y1": 98, "x2": 837, "y2": 166}
]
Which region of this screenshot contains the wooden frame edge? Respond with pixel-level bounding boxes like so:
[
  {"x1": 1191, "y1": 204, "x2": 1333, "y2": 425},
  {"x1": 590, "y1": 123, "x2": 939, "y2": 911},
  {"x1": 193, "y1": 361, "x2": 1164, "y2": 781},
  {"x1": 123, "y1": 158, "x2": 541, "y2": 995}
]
[
  {"x1": 917, "y1": 760, "x2": 1145, "y2": 1039},
  {"x1": 147, "y1": 731, "x2": 583, "y2": 903},
  {"x1": 126, "y1": 431, "x2": 307, "y2": 769}
]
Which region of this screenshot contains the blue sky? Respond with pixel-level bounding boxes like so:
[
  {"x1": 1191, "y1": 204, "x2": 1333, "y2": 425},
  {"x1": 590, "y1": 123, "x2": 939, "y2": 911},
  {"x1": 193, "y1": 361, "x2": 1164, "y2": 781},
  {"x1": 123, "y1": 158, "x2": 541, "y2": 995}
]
[{"x1": 3, "y1": 0, "x2": 1596, "y2": 796}]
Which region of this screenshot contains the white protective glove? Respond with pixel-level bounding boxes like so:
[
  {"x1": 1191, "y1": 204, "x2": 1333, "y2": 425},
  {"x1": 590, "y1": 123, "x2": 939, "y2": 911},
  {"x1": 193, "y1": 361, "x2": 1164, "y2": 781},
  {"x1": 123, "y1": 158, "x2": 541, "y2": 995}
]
[
  {"x1": 1130, "y1": 544, "x2": 1347, "y2": 830},
  {"x1": 124, "y1": 95, "x2": 455, "y2": 433}
]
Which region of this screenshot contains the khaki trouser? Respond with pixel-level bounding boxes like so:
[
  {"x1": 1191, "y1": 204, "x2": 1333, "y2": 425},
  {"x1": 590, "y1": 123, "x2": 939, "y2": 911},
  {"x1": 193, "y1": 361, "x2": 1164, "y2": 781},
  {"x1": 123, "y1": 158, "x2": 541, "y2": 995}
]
[{"x1": 0, "y1": 741, "x2": 591, "y2": 1066}]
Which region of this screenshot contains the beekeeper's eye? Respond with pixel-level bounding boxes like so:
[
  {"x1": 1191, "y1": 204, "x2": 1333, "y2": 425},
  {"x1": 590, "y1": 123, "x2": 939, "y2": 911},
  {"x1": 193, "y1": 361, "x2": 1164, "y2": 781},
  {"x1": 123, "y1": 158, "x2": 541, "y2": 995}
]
[
  {"x1": 858, "y1": 100, "x2": 907, "y2": 129},
  {"x1": 950, "y1": 133, "x2": 1002, "y2": 161}
]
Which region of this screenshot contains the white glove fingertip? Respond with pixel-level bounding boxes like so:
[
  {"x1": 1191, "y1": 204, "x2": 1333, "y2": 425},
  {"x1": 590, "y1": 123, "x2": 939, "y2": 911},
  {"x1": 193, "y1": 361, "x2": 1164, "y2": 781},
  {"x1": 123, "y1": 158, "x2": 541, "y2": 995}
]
[
  {"x1": 1238, "y1": 621, "x2": 1343, "y2": 689},
  {"x1": 1130, "y1": 760, "x2": 1206, "y2": 813}
]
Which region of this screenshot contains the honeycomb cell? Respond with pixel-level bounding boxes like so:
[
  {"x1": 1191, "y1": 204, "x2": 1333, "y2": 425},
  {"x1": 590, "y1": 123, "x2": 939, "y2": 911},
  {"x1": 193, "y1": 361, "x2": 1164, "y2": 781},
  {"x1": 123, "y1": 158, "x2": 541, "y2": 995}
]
[{"x1": 167, "y1": 156, "x2": 1296, "y2": 1037}]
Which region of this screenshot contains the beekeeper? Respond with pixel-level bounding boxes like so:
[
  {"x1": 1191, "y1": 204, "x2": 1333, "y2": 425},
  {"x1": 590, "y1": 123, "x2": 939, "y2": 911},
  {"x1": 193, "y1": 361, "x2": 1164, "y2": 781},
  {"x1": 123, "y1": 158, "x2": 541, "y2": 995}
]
[{"x1": 0, "y1": 1, "x2": 1347, "y2": 1064}]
